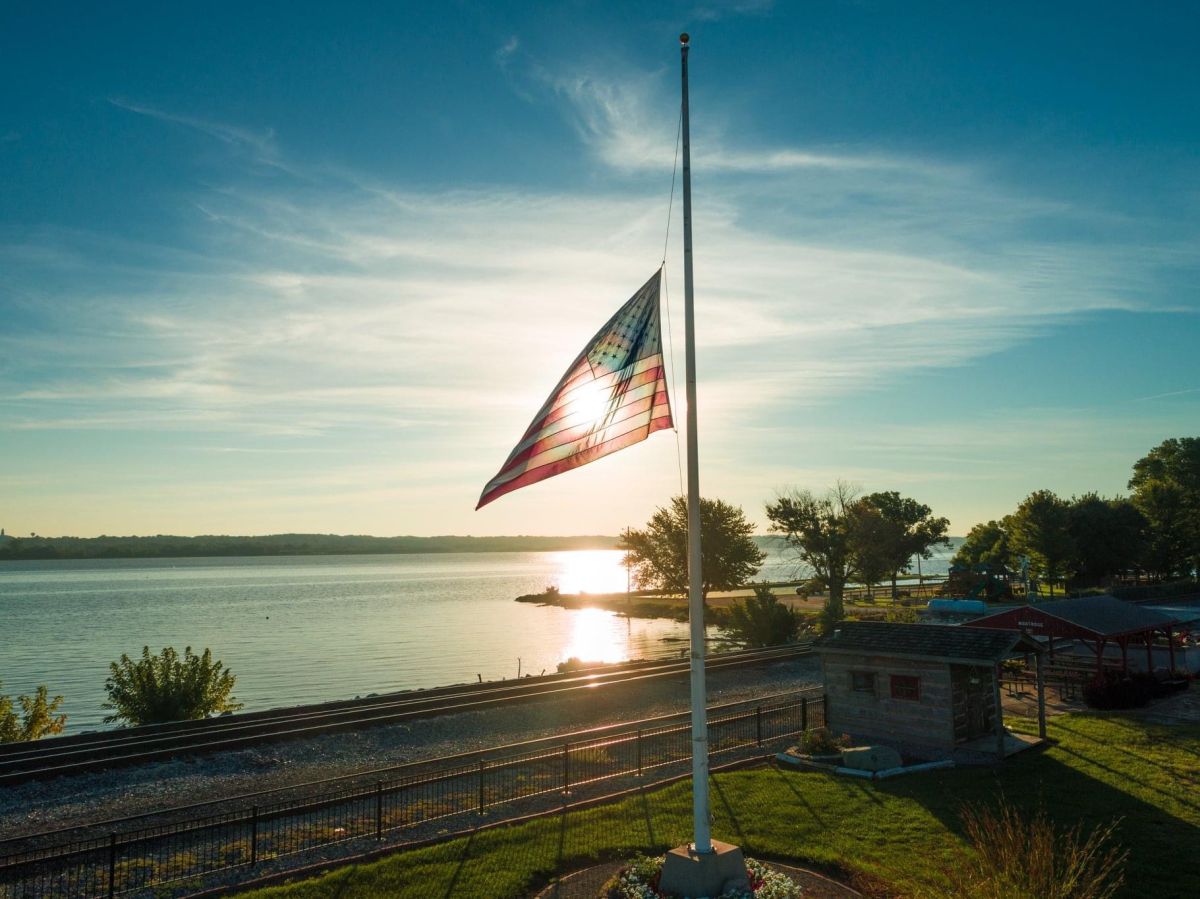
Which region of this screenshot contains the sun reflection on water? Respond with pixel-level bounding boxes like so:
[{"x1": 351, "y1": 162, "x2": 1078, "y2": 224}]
[{"x1": 560, "y1": 607, "x2": 630, "y2": 664}]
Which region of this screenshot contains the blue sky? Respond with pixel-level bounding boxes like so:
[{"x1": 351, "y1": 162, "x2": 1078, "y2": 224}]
[{"x1": 2, "y1": 1, "x2": 1197, "y2": 538}]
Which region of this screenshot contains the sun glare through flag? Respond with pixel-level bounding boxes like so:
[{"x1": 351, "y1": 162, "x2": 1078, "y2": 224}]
[{"x1": 477, "y1": 270, "x2": 674, "y2": 509}]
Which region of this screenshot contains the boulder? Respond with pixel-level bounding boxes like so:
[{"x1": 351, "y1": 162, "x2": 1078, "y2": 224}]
[{"x1": 841, "y1": 745, "x2": 902, "y2": 772}]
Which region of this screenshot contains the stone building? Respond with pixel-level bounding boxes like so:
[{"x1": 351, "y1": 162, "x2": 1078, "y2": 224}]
[{"x1": 816, "y1": 621, "x2": 1045, "y2": 762}]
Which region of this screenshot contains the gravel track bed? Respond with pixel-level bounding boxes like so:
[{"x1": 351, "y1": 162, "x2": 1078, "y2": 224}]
[{"x1": 0, "y1": 657, "x2": 819, "y2": 846}]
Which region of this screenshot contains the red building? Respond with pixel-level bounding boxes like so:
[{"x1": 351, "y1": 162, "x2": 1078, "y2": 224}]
[{"x1": 971, "y1": 595, "x2": 1182, "y2": 673}]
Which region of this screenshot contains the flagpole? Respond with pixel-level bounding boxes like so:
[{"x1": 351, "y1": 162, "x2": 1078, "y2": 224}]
[{"x1": 679, "y1": 30, "x2": 711, "y2": 857}]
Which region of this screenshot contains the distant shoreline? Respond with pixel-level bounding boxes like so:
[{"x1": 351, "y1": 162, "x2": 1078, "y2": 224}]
[
  {"x1": 0, "y1": 532, "x2": 794, "y2": 563},
  {"x1": 0, "y1": 533, "x2": 624, "y2": 562}
]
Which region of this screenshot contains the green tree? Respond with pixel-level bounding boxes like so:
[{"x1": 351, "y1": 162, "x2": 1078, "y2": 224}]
[
  {"x1": 953, "y1": 519, "x2": 1013, "y2": 570},
  {"x1": 103, "y1": 646, "x2": 244, "y2": 726},
  {"x1": 860, "y1": 491, "x2": 951, "y2": 600},
  {"x1": 846, "y1": 502, "x2": 897, "y2": 600},
  {"x1": 1132, "y1": 479, "x2": 1192, "y2": 578},
  {"x1": 1008, "y1": 490, "x2": 1076, "y2": 597},
  {"x1": 0, "y1": 682, "x2": 67, "y2": 743},
  {"x1": 619, "y1": 496, "x2": 765, "y2": 600},
  {"x1": 1129, "y1": 437, "x2": 1200, "y2": 578},
  {"x1": 724, "y1": 585, "x2": 804, "y2": 647},
  {"x1": 1066, "y1": 494, "x2": 1147, "y2": 584},
  {"x1": 766, "y1": 482, "x2": 858, "y2": 631}
]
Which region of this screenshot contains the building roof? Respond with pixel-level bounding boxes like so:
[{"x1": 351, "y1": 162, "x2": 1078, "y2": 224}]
[
  {"x1": 973, "y1": 595, "x2": 1179, "y2": 639},
  {"x1": 815, "y1": 621, "x2": 1040, "y2": 664}
]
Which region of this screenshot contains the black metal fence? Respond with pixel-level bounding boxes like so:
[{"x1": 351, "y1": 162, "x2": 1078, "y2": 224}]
[{"x1": 0, "y1": 691, "x2": 825, "y2": 898}]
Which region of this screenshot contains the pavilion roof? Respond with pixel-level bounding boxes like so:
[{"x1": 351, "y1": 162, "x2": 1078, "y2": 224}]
[{"x1": 973, "y1": 595, "x2": 1179, "y2": 639}]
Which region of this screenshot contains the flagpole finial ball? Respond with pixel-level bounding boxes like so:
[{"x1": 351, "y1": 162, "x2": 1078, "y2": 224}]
[{"x1": 680, "y1": 33, "x2": 689, "y2": 45}]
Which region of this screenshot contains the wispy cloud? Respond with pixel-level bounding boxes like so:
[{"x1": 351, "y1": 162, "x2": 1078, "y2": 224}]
[
  {"x1": 692, "y1": 0, "x2": 775, "y2": 23},
  {"x1": 495, "y1": 36, "x2": 520, "y2": 69},
  {"x1": 5, "y1": 68, "x2": 1195, "y2": 534},
  {"x1": 1130, "y1": 386, "x2": 1200, "y2": 402},
  {"x1": 107, "y1": 97, "x2": 292, "y2": 173},
  {"x1": 1, "y1": 161, "x2": 1155, "y2": 447},
  {"x1": 545, "y1": 66, "x2": 935, "y2": 177}
]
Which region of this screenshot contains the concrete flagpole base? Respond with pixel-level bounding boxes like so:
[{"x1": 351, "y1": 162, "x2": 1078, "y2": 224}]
[{"x1": 659, "y1": 840, "x2": 749, "y2": 897}]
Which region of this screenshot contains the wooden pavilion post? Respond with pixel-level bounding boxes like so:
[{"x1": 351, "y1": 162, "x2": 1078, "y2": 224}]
[
  {"x1": 1035, "y1": 650, "x2": 1047, "y2": 739},
  {"x1": 1119, "y1": 637, "x2": 1128, "y2": 672},
  {"x1": 1167, "y1": 627, "x2": 1176, "y2": 672},
  {"x1": 1146, "y1": 633, "x2": 1154, "y2": 672},
  {"x1": 993, "y1": 662, "x2": 1006, "y2": 760}
]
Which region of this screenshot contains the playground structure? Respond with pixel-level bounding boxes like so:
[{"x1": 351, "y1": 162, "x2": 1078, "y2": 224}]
[{"x1": 939, "y1": 563, "x2": 1016, "y2": 602}]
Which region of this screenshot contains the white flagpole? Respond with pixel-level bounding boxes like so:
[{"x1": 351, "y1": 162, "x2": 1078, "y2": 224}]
[{"x1": 679, "y1": 31, "x2": 712, "y2": 856}]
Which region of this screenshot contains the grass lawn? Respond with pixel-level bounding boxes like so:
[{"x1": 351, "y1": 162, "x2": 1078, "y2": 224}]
[{"x1": 247, "y1": 712, "x2": 1200, "y2": 899}]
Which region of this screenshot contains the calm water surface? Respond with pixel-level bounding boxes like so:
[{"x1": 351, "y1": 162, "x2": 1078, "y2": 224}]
[
  {"x1": 0, "y1": 550, "x2": 782, "y2": 733},
  {"x1": 0, "y1": 545, "x2": 954, "y2": 733}
]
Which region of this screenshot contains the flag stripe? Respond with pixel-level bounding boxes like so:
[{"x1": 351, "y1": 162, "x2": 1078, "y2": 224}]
[
  {"x1": 504, "y1": 386, "x2": 670, "y2": 470},
  {"x1": 479, "y1": 414, "x2": 674, "y2": 507},
  {"x1": 487, "y1": 393, "x2": 672, "y2": 490},
  {"x1": 477, "y1": 270, "x2": 673, "y2": 509},
  {"x1": 503, "y1": 390, "x2": 671, "y2": 476},
  {"x1": 517, "y1": 352, "x2": 666, "y2": 442},
  {"x1": 528, "y1": 362, "x2": 666, "y2": 439}
]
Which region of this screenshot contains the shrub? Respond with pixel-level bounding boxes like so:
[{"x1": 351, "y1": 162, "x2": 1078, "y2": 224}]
[
  {"x1": 799, "y1": 726, "x2": 849, "y2": 756},
  {"x1": 104, "y1": 646, "x2": 243, "y2": 726},
  {"x1": 0, "y1": 682, "x2": 67, "y2": 742},
  {"x1": 724, "y1": 585, "x2": 803, "y2": 647},
  {"x1": 922, "y1": 796, "x2": 1127, "y2": 899}
]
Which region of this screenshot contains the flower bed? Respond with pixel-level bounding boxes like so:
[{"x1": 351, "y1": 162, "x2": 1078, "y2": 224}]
[{"x1": 602, "y1": 853, "x2": 803, "y2": 898}]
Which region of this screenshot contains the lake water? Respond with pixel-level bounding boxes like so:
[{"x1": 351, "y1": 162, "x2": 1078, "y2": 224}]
[{"x1": 0, "y1": 544, "x2": 955, "y2": 733}]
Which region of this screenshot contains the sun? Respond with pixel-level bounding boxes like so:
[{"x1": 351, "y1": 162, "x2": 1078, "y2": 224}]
[{"x1": 570, "y1": 379, "x2": 610, "y2": 430}]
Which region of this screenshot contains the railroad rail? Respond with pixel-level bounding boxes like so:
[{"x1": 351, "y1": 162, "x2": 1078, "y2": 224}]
[{"x1": 0, "y1": 643, "x2": 812, "y2": 787}]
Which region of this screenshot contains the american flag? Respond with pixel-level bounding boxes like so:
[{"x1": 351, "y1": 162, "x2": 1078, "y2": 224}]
[{"x1": 477, "y1": 270, "x2": 674, "y2": 509}]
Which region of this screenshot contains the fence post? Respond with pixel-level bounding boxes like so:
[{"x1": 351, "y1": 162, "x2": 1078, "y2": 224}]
[
  {"x1": 755, "y1": 705, "x2": 763, "y2": 747},
  {"x1": 107, "y1": 832, "x2": 117, "y2": 899},
  {"x1": 250, "y1": 806, "x2": 259, "y2": 866},
  {"x1": 376, "y1": 782, "x2": 384, "y2": 839},
  {"x1": 822, "y1": 693, "x2": 828, "y2": 727},
  {"x1": 801, "y1": 696, "x2": 808, "y2": 732},
  {"x1": 562, "y1": 743, "x2": 570, "y2": 796},
  {"x1": 478, "y1": 760, "x2": 486, "y2": 814},
  {"x1": 636, "y1": 729, "x2": 643, "y2": 776}
]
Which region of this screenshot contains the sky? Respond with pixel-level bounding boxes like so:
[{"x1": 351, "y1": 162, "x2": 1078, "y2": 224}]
[{"x1": 1, "y1": 1, "x2": 1197, "y2": 538}]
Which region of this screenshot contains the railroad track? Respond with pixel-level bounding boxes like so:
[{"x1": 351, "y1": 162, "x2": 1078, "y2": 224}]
[{"x1": 0, "y1": 644, "x2": 811, "y2": 786}]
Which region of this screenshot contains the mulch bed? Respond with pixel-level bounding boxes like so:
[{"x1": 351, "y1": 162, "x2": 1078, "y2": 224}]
[{"x1": 533, "y1": 859, "x2": 862, "y2": 898}]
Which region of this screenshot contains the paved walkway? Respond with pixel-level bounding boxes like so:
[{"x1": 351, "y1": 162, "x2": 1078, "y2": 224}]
[
  {"x1": 1134, "y1": 685, "x2": 1200, "y2": 724},
  {"x1": 1001, "y1": 681, "x2": 1086, "y2": 720},
  {"x1": 1001, "y1": 680, "x2": 1199, "y2": 725}
]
